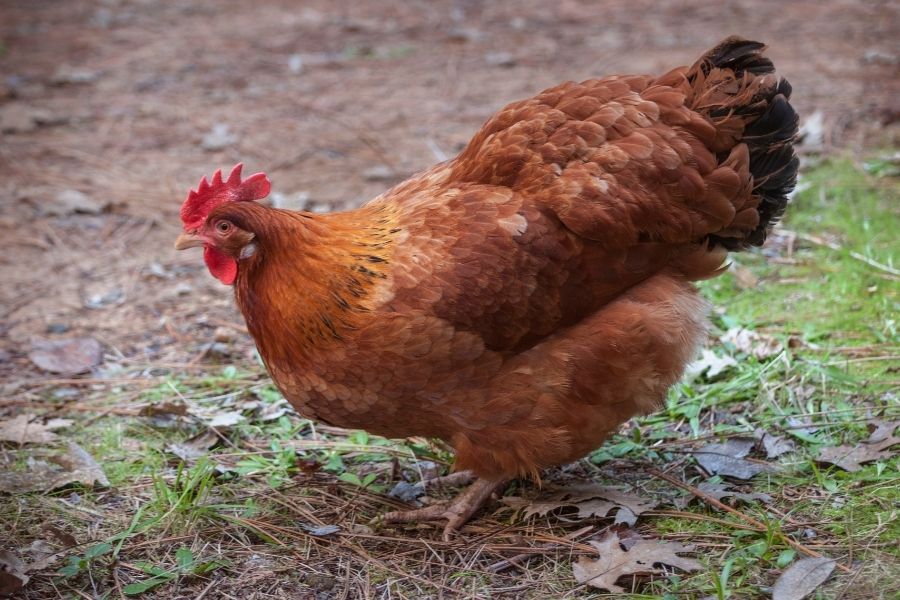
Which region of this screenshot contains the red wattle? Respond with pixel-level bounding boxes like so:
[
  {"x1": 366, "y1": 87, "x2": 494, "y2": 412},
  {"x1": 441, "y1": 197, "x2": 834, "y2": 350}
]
[{"x1": 203, "y1": 246, "x2": 238, "y2": 285}]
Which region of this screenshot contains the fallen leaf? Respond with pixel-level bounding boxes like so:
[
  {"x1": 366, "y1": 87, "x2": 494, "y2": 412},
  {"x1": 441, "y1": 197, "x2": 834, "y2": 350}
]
[
  {"x1": 730, "y1": 264, "x2": 759, "y2": 289},
  {"x1": 0, "y1": 550, "x2": 29, "y2": 596},
  {"x1": 0, "y1": 414, "x2": 73, "y2": 444},
  {"x1": 41, "y1": 188, "x2": 111, "y2": 217},
  {"x1": 816, "y1": 435, "x2": 899, "y2": 472},
  {"x1": 388, "y1": 481, "x2": 425, "y2": 504},
  {"x1": 207, "y1": 411, "x2": 245, "y2": 428},
  {"x1": 685, "y1": 349, "x2": 738, "y2": 379},
  {"x1": 301, "y1": 524, "x2": 340, "y2": 536},
  {"x1": 721, "y1": 327, "x2": 783, "y2": 359},
  {"x1": 698, "y1": 482, "x2": 772, "y2": 505},
  {"x1": 0, "y1": 443, "x2": 108, "y2": 493},
  {"x1": 866, "y1": 419, "x2": 899, "y2": 444},
  {"x1": 0, "y1": 102, "x2": 51, "y2": 133},
  {"x1": 755, "y1": 428, "x2": 797, "y2": 459},
  {"x1": 20, "y1": 540, "x2": 62, "y2": 573},
  {"x1": 797, "y1": 110, "x2": 825, "y2": 153},
  {"x1": 28, "y1": 337, "x2": 103, "y2": 375},
  {"x1": 573, "y1": 530, "x2": 701, "y2": 593},
  {"x1": 50, "y1": 443, "x2": 110, "y2": 488},
  {"x1": 692, "y1": 439, "x2": 775, "y2": 480},
  {"x1": 771, "y1": 557, "x2": 836, "y2": 600},
  {"x1": 165, "y1": 430, "x2": 218, "y2": 462},
  {"x1": 41, "y1": 524, "x2": 77, "y2": 548},
  {"x1": 140, "y1": 401, "x2": 189, "y2": 418},
  {"x1": 505, "y1": 484, "x2": 658, "y2": 526}
]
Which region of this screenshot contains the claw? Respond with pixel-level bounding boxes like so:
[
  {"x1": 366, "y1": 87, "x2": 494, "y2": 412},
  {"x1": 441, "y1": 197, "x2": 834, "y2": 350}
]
[{"x1": 382, "y1": 477, "x2": 506, "y2": 541}]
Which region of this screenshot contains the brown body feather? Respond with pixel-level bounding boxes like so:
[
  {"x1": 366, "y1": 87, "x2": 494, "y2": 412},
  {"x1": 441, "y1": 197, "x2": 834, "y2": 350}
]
[{"x1": 208, "y1": 37, "x2": 797, "y2": 480}]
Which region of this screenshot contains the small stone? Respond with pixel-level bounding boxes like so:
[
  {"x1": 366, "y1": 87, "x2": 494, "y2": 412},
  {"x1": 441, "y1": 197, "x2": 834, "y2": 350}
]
[
  {"x1": 288, "y1": 54, "x2": 304, "y2": 74},
  {"x1": 174, "y1": 282, "x2": 193, "y2": 296},
  {"x1": 363, "y1": 165, "x2": 396, "y2": 181},
  {"x1": 485, "y1": 52, "x2": 517, "y2": 68},
  {"x1": 50, "y1": 67, "x2": 99, "y2": 86},
  {"x1": 46, "y1": 323, "x2": 70, "y2": 334},
  {"x1": 206, "y1": 342, "x2": 231, "y2": 357},
  {"x1": 201, "y1": 123, "x2": 237, "y2": 152},
  {"x1": 213, "y1": 327, "x2": 235, "y2": 343}
]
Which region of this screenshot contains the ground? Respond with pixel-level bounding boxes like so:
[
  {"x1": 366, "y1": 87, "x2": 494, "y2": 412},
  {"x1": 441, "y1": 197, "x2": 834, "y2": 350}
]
[{"x1": 1, "y1": 1, "x2": 898, "y2": 598}]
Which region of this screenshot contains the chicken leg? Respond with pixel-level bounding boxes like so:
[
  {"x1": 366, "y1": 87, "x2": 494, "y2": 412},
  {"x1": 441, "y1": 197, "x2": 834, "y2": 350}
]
[{"x1": 382, "y1": 477, "x2": 507, "y2": 540}]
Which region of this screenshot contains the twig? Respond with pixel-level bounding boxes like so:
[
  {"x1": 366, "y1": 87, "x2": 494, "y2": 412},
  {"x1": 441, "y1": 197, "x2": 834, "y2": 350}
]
[
  {"x1": 648, "y1": 467, "x2": 852, "y2": 573},
  {"x1": 781, "y1": 229, "x2": 900, "y2": 277},
  {"x1": 194, "y1": 578, "x2": 218, "y2": 600},
  {"x1": 487, "y1": 525, "x2": 594, "y2": 573}
]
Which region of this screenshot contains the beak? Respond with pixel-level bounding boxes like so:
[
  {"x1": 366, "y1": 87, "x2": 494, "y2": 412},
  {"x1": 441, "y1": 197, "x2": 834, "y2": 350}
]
[{"x1": 174, "y1": 232, "x2": 205, "y2": 250}]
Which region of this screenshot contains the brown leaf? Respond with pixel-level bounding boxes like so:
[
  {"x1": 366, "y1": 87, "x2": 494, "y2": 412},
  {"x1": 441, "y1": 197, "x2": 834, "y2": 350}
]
[
  {"x1": 0, "y1": 443, "x2": 108, "y2": 493},
  {"x1": 140, "y1": 401, "x2": 189, "y2": 417},
  {"x1": 573, "y1": 530, "x2": 701, "y2": 593},
  {"x1": 755, "y1": 428, "x2": 797, "y2": 459},
  {"x1": 771, "y1": 557, "x2": 836, "y2": 600},
  {"x1": 41, "y1": 524, "x2": 77, "y2": 548},
  {"x1": 505, "y1": 484, "x2": 658, "y2": 526},
  {"x1": 0, "y1": 550, "x2": 29, "y2": 596},
  {"x1": 866, "y1": 419, "x2": 899, "y2": 444},
  {"x1": 730, "y1": 264, "x2": 759, "y2": 289},
  {"x1": 0, "y1": 414, "x2": 73, "y2": 444},
  {"x1": 692, "y1": 439, "x2": 776, "y2": 480},
  {"x1": 28, "y1": 337, "x2": 103, "y2": 375},
  {"x1": 721, "y1": 327, "x2": 783, "y2": 359},
  {"x1": 816, "y1": 436, "x2": 899, "y2": 472},
  {"x1": 166, "y1": 430, "x2": 218, "y2": 462},
  {"x1": 50, "y1": 442, "x2": 110, "y2": 488},
  {"x1": 702, "y1": 482, "x2": 772, "y2": 505}
]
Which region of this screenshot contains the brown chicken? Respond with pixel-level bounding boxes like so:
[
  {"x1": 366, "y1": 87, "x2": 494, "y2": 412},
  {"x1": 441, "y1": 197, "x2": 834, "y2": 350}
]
[{"x1": 175, "y1": 37, "x2": 797, "y2": 538}]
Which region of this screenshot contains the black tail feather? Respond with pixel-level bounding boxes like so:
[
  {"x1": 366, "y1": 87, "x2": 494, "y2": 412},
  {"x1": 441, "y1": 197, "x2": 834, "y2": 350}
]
[{"x1": 701, "y1": 37, "x2": 800, "y2": 250}]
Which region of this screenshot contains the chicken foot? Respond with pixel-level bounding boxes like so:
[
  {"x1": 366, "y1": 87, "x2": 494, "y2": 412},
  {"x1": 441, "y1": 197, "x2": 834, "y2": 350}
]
[{"x1": 382, "y1": 477, "x2": 506, "y2": 540}]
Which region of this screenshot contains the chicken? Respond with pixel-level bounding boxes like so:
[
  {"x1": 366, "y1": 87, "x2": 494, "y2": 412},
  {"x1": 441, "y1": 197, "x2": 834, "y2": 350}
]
[{"x1": 174, "y1": 37, "x2": 798, "y2": 538}]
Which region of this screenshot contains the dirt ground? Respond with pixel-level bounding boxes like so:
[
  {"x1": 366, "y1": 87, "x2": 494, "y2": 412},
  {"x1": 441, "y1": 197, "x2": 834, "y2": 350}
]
[
  {"x1": 1, "y1": 0, "x2": 898, "y2": 373},
  {"x1": 1, "y1": 0, "x2": 898, "y2": 597}
]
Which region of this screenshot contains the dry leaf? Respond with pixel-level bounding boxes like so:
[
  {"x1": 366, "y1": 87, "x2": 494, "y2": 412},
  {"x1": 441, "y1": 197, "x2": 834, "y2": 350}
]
[
  {"x1": 140, "y1": 401, "x2": 189, "y2": 417},
  {"x1": 772, "y1": 557, "x2": 836, "y2": 600},
  {"x1": 755, "y1": 428, "x2": 797, "y2": 459},
  {"x1": 816, "y1": 435, "x2": 899, "y2": 472},
  {"x1": 721, "y1": 327, "x2": 783, "y2": 360},
  {"x1": 730, "y1": 264, "x2": 759, "y2": 289},
  {"x1": 699, "y1": 481, "x2": 772, "y2": 505},
  {"x1": 166, "y1": 430, "x2": 218, "y2": 462},
  {"x1": 51, "y1": 442, "x2": 110, "y2": 488},
  {"x1": 207, "y1": 411, "x2": 245, "y2": 428},
  {"x1": 692, "y1": 439, "x2": 775, "y2": 480},
  {"x1": 505, "y1": 483, "x2": 658, "y2": 526},
  {"x1": 28, "y1": 337, "x2": 103, "y2": 375},
  {"x1": 573, "y1": 530, "x2": 701, "y2": 593},
  {"x1": 675, "y1": 481, "x2": 772, "y2": 509},
  {"x1": 0, "y1": 550, "x2": 29, "y2": 596},
  {"x1": 0, "y1": 414, "x2": 73, "y2": 444},
  {"x1": 685, "y1": 349, "x2": 738, "y2": 379},
  {"x1": 0, "y1": 443, "x2": 108, "y2": 493},
  {"x1": 866, "y1": 419, "x2": 899, "y2": 444}
]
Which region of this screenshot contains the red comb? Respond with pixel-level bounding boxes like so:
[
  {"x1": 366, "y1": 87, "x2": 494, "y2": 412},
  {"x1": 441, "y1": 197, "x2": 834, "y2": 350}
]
[{"x1": 180, "y1": 163, "x2": 271, "y2": 230}]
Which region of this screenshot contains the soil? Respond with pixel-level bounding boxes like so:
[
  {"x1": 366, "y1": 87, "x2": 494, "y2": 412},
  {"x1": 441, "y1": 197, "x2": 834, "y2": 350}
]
[{"x1": 1, "y1": 0, "x2": 898, "y2": 402}]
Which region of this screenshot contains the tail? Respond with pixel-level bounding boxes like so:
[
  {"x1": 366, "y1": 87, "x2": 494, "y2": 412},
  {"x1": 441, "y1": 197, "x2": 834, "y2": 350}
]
[{"x1": 687, "y1": 37, "x2": 799, "y2": 249}]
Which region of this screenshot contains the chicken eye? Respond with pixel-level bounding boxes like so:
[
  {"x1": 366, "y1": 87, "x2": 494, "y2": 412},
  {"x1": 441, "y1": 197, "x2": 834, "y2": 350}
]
[{"x1": 216, "y1": 221, "x2": 232, "y2": 234}]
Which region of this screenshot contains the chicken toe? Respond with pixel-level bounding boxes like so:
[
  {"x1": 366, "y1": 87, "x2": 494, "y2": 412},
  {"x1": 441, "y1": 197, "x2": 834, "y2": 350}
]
[{"x1": 382, "y1": 477, "x2": 506, "y2": 540}]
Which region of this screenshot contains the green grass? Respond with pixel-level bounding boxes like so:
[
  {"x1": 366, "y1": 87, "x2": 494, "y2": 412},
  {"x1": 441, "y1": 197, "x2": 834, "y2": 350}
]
[{"x1": 2, "y1": 156, "x2": 898, "y2": 599}]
